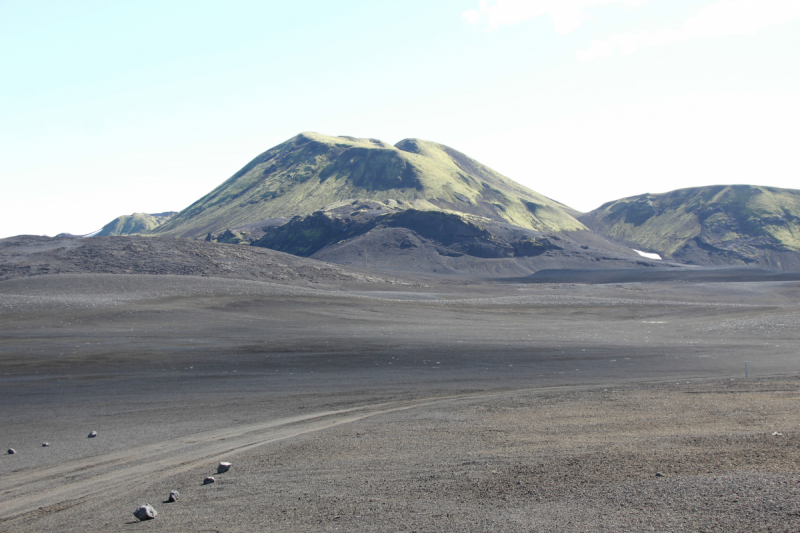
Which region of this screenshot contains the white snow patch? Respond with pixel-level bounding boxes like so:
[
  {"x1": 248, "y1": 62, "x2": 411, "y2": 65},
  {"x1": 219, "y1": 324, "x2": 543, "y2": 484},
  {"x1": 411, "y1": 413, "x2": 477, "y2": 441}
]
[
  {"x1": 633, "y1": 249, "x2": 661, "y2": 260},
  {"x1": 82, "y1": 228, "x2": 103, "y2": 238}
]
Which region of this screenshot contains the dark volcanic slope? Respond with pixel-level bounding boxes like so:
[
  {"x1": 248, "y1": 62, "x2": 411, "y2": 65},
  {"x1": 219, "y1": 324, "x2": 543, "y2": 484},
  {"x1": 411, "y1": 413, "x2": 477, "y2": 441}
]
[
  {"x1": 0, "y1": 235, "x2": 405, "y2": 285},
  {"x1": 581, "y1": 185, "x2": 800, "y2": 270},
  {"x1": 151, "y1": 132, "x2": 585, "y2": 238},
  {"x1": 252, "y1": 205, "x2": 666, "y2": 277}
]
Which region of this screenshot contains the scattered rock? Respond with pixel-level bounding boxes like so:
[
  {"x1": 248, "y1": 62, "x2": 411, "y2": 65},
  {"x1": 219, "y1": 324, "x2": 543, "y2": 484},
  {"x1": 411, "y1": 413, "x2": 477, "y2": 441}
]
[
  {"x1": 7, "y1": 448, "x2": 16, "y2": 455},
  {"x1": 217, "y1": 461, "x2": 232, "y2": 473},
  {"x1": 133, "y1": 503, "x2": 157, "y2": 521},
  {"x1": 655, "y1": 472, "x2": 664, "y2": 477},
  {"x1": 42, "y1": 442, "x2": 50, "y2": 447},
  {"x1": 772, "y1": 431, "x2": 783, "y2": 436},
  {"x1": 203, "y1": 476, "x2": 215, "y2": 485},
  {"x1": 168, "y1": 490, "x2": 179, "y2": 502},
  {"x1": 88, "y1": 431, "x2": 97, "y2": 438}
]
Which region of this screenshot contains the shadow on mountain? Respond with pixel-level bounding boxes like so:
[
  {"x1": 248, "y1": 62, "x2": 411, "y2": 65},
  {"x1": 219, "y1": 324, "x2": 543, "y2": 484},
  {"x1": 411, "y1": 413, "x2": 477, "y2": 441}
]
[{"x1": 251, "y1": 203, "x2": 665, "y2": 277}]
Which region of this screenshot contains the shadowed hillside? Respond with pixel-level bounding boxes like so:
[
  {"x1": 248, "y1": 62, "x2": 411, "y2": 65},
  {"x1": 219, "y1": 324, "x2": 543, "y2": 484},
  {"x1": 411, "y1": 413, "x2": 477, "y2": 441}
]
[
  {"x1": 151, "y1": 133, "x2": 586, "y2": 238},
  {"x1": 251, "y1": 202, "x2": 662, "y2": 277}
]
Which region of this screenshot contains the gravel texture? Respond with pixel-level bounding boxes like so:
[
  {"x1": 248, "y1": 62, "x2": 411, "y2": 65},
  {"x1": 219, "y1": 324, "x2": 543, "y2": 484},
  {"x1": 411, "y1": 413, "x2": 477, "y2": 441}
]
[
  {"x1": 1, "y1": 265, "x2": 799, "y2": 531},
  {"x1": 3, "y1": 379, "x2": 800, "y2": 532}
]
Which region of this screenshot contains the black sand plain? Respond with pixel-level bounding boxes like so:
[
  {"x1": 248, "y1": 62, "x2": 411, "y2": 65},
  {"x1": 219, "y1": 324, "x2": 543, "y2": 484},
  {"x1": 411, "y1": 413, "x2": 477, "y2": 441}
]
[{"x1": 2, "y1": 238, "x2": 800, "y2": 531}]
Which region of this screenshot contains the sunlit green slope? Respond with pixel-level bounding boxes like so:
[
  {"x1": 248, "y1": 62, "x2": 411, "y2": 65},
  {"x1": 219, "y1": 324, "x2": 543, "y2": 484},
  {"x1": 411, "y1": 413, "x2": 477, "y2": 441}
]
[
  {"x1": 152, "y1": 133, "x2": 586, "y2": 238},
  {"x1": 581, "y1": 185, "x2": 800, "y2": 266},
  {"x1": 96, "y1": 212, "x2": 177, "y2": 236}
]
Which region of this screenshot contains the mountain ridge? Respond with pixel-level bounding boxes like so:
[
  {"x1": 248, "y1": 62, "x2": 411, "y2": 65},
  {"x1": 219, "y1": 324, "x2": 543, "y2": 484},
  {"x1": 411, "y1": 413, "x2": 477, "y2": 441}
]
[
  {"x1": 58, "y1": 135, "x2": 800, "y2": 274},
  {"x1": 581, "y1": 185, "x2": 800, "y2": 270}
]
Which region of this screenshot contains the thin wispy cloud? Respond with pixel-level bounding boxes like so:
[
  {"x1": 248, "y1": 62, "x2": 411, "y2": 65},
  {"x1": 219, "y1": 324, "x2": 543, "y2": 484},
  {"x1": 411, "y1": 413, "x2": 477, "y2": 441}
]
[
  {"x1": 462, "y1": 0, "x2": 649, "y2": 34},
  {"x1": 577, "y1": 0, "x2": 800, "y2": 60}
]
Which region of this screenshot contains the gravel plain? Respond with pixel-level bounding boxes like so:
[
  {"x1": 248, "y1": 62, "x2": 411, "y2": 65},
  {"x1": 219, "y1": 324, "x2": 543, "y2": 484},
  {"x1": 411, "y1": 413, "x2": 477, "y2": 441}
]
[{"x1": 1, "y1": 251, "x2": 799, "y2": 531}]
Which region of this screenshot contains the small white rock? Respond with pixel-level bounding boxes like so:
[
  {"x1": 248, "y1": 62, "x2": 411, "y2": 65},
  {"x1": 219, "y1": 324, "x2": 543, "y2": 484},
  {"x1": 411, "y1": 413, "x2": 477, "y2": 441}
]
[
  {"x1": 133, "y1": 503, "x2": 157, "y2": 521},
  {"x1": 7, "y1": 448, "x2": 16, "y2": 455},
  {"x1": 42, "y1": 442, "x2": 50, "y2": 447},
  {"x1": 217, "y1": 461, "x2": 232, "y2": 473},
  {"x1": 168, "y1": 490, "x2": 179, "y2": 502},
  {"x1": 88, "y1": 431, "x2": 97, "y2": 438},
  {"x1": 203, "y1": 476, "x2": 215, "y2": 485}
]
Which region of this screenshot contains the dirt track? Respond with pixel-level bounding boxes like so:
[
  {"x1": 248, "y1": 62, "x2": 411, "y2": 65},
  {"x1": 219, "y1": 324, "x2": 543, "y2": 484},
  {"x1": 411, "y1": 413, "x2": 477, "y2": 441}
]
[
  {"x1": 1, "y1": 271, "x2": 800, "y2": 531},
  {"x1": 3, "y1": 379, "x2": 800, "y2": 532},
  {"x1": 1, "y1": 393, "x2": 493, "y2": 521}
]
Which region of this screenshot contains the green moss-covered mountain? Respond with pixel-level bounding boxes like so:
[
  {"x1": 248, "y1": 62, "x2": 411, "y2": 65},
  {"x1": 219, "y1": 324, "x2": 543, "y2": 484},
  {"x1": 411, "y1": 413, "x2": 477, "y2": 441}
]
[
  {"x1": 152, "y1": 132, "x2": 585, "y2": 238},
  {"x1": 581, "y1": 185, "x2": 800, "y2": 269},
  {"x1": 95, "y1": 212, "x2": 177, "y2": 236}
]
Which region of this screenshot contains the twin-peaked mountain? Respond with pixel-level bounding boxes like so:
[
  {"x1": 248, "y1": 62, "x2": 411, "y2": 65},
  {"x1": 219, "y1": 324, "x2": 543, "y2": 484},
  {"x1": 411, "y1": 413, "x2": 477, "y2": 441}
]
[{"x1": 151, "y1": 133, "x2": 585, "y2": 239}]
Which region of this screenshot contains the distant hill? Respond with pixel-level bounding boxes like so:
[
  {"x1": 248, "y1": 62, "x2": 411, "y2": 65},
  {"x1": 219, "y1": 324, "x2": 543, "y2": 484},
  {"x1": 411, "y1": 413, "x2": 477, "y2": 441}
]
[
  {"x1": 151, "y1": 133, "x2": 586, "y2": 239},
  {"x1": 95, "y1": 212, "x2": 177, "y2": 236},
  {"x1": 581, "y1": 185, "x2": 800, "y2": 270}
]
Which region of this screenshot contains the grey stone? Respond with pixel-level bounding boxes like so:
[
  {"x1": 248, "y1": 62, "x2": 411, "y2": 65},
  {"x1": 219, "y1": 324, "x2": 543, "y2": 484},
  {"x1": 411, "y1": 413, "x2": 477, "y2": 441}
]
[
  {"x1": 168, "y1": 490, "x2": 179, "y2": 502},
  {"x1": 133, "y1": 503, "x2": 157, "y2": 521},
  {"x1": 42, "y1": 442, "x2": 50, "y2": 447},
  {"x1": 7, "y1": 448, "x2": 15, "y2": 455},
  {"x1": 217, "y1": 461, "x2": 232, "y2": 473},
  {"x1": 88, "y1": 431, "x2": 97, "y2": 438},
  {"x1": 203, "y1": 476, "x2": 215, "y2": 485},
  {"x1": 655, "y1": 472, "x2": 664, "y2": 477}
]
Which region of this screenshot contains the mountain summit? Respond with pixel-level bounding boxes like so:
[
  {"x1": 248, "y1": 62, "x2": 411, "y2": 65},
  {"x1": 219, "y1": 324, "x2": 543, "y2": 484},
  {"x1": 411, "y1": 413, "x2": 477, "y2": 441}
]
[{"x1": 152, "y1": 133, "x2": 585, "y2": 238}]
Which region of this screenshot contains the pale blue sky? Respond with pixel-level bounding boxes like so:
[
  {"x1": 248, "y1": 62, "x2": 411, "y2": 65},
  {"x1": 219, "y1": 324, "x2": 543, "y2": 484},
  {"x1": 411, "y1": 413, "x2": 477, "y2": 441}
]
[{"x1": 1, "y1": 0, "x2": 798, "y2": 237}]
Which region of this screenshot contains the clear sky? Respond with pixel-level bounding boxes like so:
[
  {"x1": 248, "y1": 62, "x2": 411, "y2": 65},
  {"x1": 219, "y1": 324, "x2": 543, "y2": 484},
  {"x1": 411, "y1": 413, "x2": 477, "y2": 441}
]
[{"x1": 1, "y1": 0, "x2": 798, "y2": 237}]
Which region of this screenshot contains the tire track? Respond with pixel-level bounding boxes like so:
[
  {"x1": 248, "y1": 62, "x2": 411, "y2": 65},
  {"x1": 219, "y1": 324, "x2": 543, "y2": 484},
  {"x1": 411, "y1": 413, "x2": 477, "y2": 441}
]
[{"x1": 0, "y1": 392, "x2": 499, "y2": 522}]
